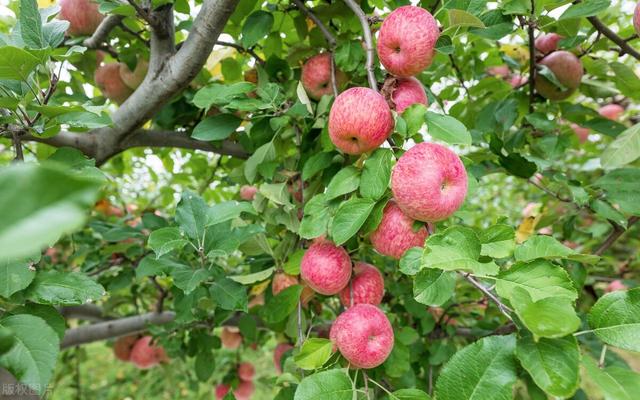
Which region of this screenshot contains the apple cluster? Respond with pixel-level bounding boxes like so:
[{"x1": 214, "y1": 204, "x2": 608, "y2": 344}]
[
  {"x1": 113, "y1": 334, "x2": 168, "y2": 369},
  {"x1": 215, "y1": 361, "x2": 256, "y2": 400}
]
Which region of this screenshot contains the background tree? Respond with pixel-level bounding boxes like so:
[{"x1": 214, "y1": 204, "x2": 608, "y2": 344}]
[{"x1": 1, "y1": 0, "x2": 640, "y2": 399}]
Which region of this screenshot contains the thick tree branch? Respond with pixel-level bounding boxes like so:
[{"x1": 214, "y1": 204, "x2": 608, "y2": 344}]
[
  {"x1": 83, "y1": 15, "x2": 125, "y2": 48},
  {"x1": 342, "y1": 0, "x2": 377, "y2": 91},
  {"x1": 61, "y1": 311, "x2": 176, "y2": 349},
  {"x1": 587, "y1": 16, "x2": 640, "y2": 60},
  {"x1": 59, "y1": 305, "x2": 106, "y2": 322},
  {"x1": 119, "y1": 129, "x2": 248, "y2": 158}
]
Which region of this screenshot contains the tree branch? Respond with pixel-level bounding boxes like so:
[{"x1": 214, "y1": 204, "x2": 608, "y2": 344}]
[
  {"x1": 59, "y1": 305, "x2": 106, "y2": 322},
  {"x1": 60, "y1": 311, "x2": 176, "y2": 349},
  {"x1": 594, "y1": 216, "x2": 640, "y2": 256},
  {"x1": 527, "y1": 1, "x2": 536, "y2": 113},
  {"x1": 83, "y1": 15, "x2": 125, "y2": 49},
  {"x1": 215, "y1": 40, "x2": 264, "y2": 64},
  {"x1": 448, "y1": 54, "x2": 471, "y2": 99},
  {"x1": 586, "y1": 16, "x2": 640, "y2": 60},
  {"x1": 462, "y1": 273, "x2": 514, "y2": 321},
  {"x1": 342, "y1": 0, "x2": 377, "y2": 91}
]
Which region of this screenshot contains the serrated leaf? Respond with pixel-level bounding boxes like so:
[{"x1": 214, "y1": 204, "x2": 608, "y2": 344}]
[
  {"x1": 495, "y1": 259, "x2": 577, "y2": 302},
  {"x1": 294, "y1": 368, "x2": 352, "y2": 400},
  {"x1": 479, "y1": 224, "x2": 515, "y2": 258},
  {"x1": 169, "y1": 265, "x2": 210, "y2": 294},
  {"x1": 241, "y1": 10, "x2": 274, "y2": 48},
  {"x1": 325, "y1": 166, "x2": 360, "y2": 200},
  {"x1": 148, "y1": 227, "x2": 189, "y2": 258},
  {"x1": 582, "y1": 354, "x2": 640, "y2": 400},
  {"x1": 515, "y1": 235, "x2": 599, "y2": 264},
  {"x1": 600, "y1": 124, "x2": 640, "y2": 169},
  {"x1": 510, "y1": 287, "x2": 580, "y2": 338},
  {"x1": 329, "y1": 197, "x2": 375, "y2": 245},
  {"x1": 192, "y1": 114, "x2": 242, "y2": 141},
  {"x1": 25, "y1": 271, "x2": 104, "y2": 305},
  {"x1": 360, "y1": 149, "x2": 393, "y2": 200},
  {"x1": 294, "y1": 338, "x2": 333, "y2": 370},
  {"x1": 0, "y1": 258, "x2": 36, "y2": 298},
  {"x1": 425, "y1": 112, "x2": 472, "y2": 145},
  {"x1": 209, "y1": 277, "x2": 248, "y2": 312},
  {"x1": 587, "y1": 287, "x2": 640, "y2": 352},
  {"x1": 262, "y1": 285, "x2": 303, "y2": 324},
  {"x1": 0, "y1": 46, "x2": 41, "y2": 80},
  {"x1": 559, "y1": 0, "x2": 610, "y2": 20},
  {"x1": 228, "y1": 267, "x2": 274, "y2": 285},
  {"x1": 399, "y1": 247, "x2": 423, "y2": 276},
  {"x1": 413, "y1": 269, "x2": 456, "y2": 307},
  {"x1": 448, "y1": 9, "x2": 485, "y2": 29},
  {"x1": 422, "y1": 227, "x2": 499, "y2": 276}
]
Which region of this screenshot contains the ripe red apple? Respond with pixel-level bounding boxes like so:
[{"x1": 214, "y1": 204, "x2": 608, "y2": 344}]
[
  {"x1": 328, "y1": 87, "x2": 394, "y2": 155},
  {"x1": 535, "y1": 51, "x2": 583, "y2": 100},
  {"x1": 598, "y1": 104, "x2": 624, "y2": 121},
  {"x1": 234, "y1": 380, "x2": 255, "y2": 400},
  {"x1": 330, "y1": 304, "x2": 394, "y2": 369},
  {"x1": 215, "y1": 383, "x2": 230, "y2": 400},
  {"x1": 605, "y1": 280, "x2": 627, "y2": 293},
  {"x1": 237, "y1": 362, "x2": 255, "y2": 382},
  {"x1": 273, "y1": 343, "x2": 294, "y2": 374},
  {"x1": 391, "y1": 142, "x2": 468, "y2": 222},
  {"x1": 390, "y1": 77, "x2": 428, "y2": 114},
  {"x1": 508, "y1": 75, "x2": 528, "y2": 88},
  {"x1": 272, "y1": 272, "x2": 299, "y2": 296},
  {"x1": 301, "y1": 53, "x2": 347, "y2": 100},
  {"x1": 300, "y1": 238, "x2": 352, "y2": 295},
  {"x1": 220, "y1": 326, "x2": 242, "y2": 349},
  {"x1": 94, "y1": 63, "x2": 134, "y2": 104},
  {"x1": 535, "y1": 33, "x2": 563, "y2": 55},
  {"x1": 370, "y1": 201, "x2": 431, "y2": 259},
  {"x1": 129, "y1": 336, "x2": 167, "y2": 369},
  {"x1": 113, "y1": 335, "x2": 138, "y2": 361},
  {"x1": 240, "y1": 185, "x2": 257, "y2": 201},
  {"x1": 486, "y1": 65, "x2": 510, "y2": 78},
  {"x1": 635, "y1": 1, "x2": 640, "y2": 36},
  {"x1": 338, "y1": 262, "x2": 385, "y2": 307},
  {"x1": 58, "y1": 0, "x2": 104, "y2": 36},
  {"x1": 570, "y1": 123, "x2": 589, "y2": 143},
  {"x1": 377, "y1": 6, "x2": 440, "y2": 77},
  {"x1": 120, "y1": 60, "x2": 148, "y2": 90}
]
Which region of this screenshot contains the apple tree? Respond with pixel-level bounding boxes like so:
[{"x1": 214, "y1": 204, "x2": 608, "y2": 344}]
[{"x1": 1, "y1": 0, "x2": 640, "y2": 398}]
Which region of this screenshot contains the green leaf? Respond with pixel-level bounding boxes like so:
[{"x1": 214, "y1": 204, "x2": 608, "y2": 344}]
[
  {"x1": 510, "y1": 287, "x2": 580, "y2": 338},
  {"x1": 228, "y1": 267, "x2": 274, "y2": 285},
  {"x1": 413, "y1": 269, "x2": 456, "y2": 307},
  {"x1": 425, "y1": 112, "x2": 472, "y2": 145},
  {"x1": 334, "y1": 40, "x2": 365, "y2": 72},
  {"x1": 148, "y1": 227, "x2": 189, "y2": 258},
  {"x1": 284, "y1": 249, "x2": 304, "y2": 275},
  {"x1": 0, "y1": 257, "x2": 36, "y2": 298},
  {"x1": 11, "y1": 304, "x2": 65, "y2": 340},
  {"x1": 0, "y1": 46, "x2": 40, "y2": 80},
  {"x1": 194, "y1": 351, "x2": 215, "y2": 381},
  {"x1": 294, "y1": 368, "x2": 353, "y2": 400},
  {"x1": 422, "y1": 227, "x2": 499, "y2": 276},
  {"x1": 360, "y1": 149, "x2": 393, "y2": 200},
  {"x1": 559, "y1": 0, "x2": 610, "y2": 20},
  {"x1": 136, "y1": 255, "x2": 182, "y2": 279},
  {"x1": 294, "y1": 338, "x2": 333, "y2": 370},
  {"x1": 329, "y1": 197, "x2": 375, "y2": 245},
  {"x1": 600, "y1": 124, "x2": 640, "y2": 169},
  {"x1": 207, "y1": 201, "x2": 256, "y2": 226},
  {"x1": 302, "y1": 152, "x2": 336, "y2": 181},
  {"x1": 209, "y1": 278, "x2": 248, "y2": 312},
  {"x1": 0, "y1": 164, "x2": 101, "y2": 260},
  {"x1": 435, "y1": 35, "x2": 454, "y2": 54},
  {"x1": 594, "y1": 168, "x2": 640, "y2": 215},
  {"x1": 435, "y1": 335, "x2": 517, "y2": 400},
  {"x1": 245, "y1": 141, "x2": 276, "y2": 183},
  {"x1": 0, "y1": 315, "x2": 59, "y2": 395},
  {"x1": 403, "y1": 103, "x2": 427, "y2": 136},
  {"x1": 515, "y1": 334, "x2": 579, "y2": 398},
  {"x1": 325, "y1": 166, "x2": 360, "y2": 200},
  {"x1": 495, "y1": 260, "x2": 577, "y2": 302},
  {"x1": 392, "y1": 389, "x2": 431, "y2": 400},
  {"x1": 261, "y1": 285, "x2": 303, "y2": 324},
  {"x1": 19, "y1": 0, "x2": 44, "y2": 48},
  {"x1": 0, "y1": 326, "x2": 13, "y2": 355},
  {"x1": 384, "y1": 340, "x2": 410, "y2": 378},
  {"x1": 447, "y1": 9, "x2": 485, "y2": 29},
  {"x1": 582, "y1": 354, "x2": 640, "y2": 400},
  {"x1": 25, "y1": 271, "x2": 105, "y2": 306},
  {"x1": 241, "y1": 10, "x2": 274, "y2": 48},
  {"x1": 514, "y1": 235, "x2": 599, "y2": 264},
  {"x1": 260, "y1": 183, "x2": 292, "y2": 206},
  {"x1": 175, "y1": 191, "x2": 209, "y2": 241},
  {"x1": 610, "y1": 62, "x2": 640, "y2": 100},
  {"x1": 479, "y1": 224, "x2": 515, "y2": 258},
  {"x1": 399, "y1": 247, "x2": 423, "y2": 276},
  {"x1": 588, "y1": 287, "x2": 640, "y2": 352},
  {"x1": 169, "y1": 265, "x2": 210, "y2": 294},
  {"x1": 193, "y1": 82, "x2": 255, "y2": 109},
  {"x1": 191, "y1": 114, "x2": 243, "y2": 141}
]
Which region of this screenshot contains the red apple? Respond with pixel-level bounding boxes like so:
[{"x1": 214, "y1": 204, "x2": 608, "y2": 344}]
[
  {"x1": 328, "y1": 87, "x2": 394, "y2": 155},
  {"x1": 120, "y1": 60, "x2": 149, "y2": 90},
  {"x1": 113, "y1": 335, "x2": 138, "y2": 361},
  {"x1": 58, "y1": 0, "x2": 104, "y2": 36},
  {"x1": 370, "y1": 201, "x2": 431, "y2": 259},
  {"x1": 330, "y1": 304, "x2": 394, "y2": 369},
  {"x1": 272, "y1": 272, "x2": 299, "y2": 296},
  {"x1": 300, "y1": 238, "x2": 352, "y2": 295},
  {"x1": 486, "y1": 65, "x2": 510, "y2": 78},
  {"x1": 240, "y1": 185, "x2": 257, "y2": 201},
  {"x1": 605, "y1": 280, "x2": 628, "y2": 293},
  {"x1": 598, "y1": 104, "x2": 624, "y2": 121},
  {"x1": 94, "y1": 63, "x2": 134, "y2": 104},
  {"x1": 220, "y1": 326, "x2": 242, "y2": 349},
  {"x1": 237, "y1": 362, "x2": 255, "y2": 382},
  {"x1": 129, "y1": 336, "x2": 167, "y2": 369},
  {"x1": 570, "y1": 123, "x2": 589, "y2": 143},
  {"x1": 234, "y1": 380, "x2": 255, "y2": 400},
  {"x1": 535, "y1": 51, "x2": 583, "y2": 100},
  {"x1": 377, "y1": 6, "x2": 440, "y2": 77},
  {"x1": 301, "y1": 53, "x2": 347, "y2": 100},
  {"x1": 338, "y1": 262, "x2": 385, "y2": 307},
  {"x1": 215, "y1": 384, "x2": 230, "y2": 400},
  {"x1": 508, "y1": 75, "x2": 528, "y2": 88},
  {"x1": 391, "y1": 77, "x2": 428, "y2": 114},
  {"x1": 391, "y1": 142, "x2": 468, "y2": 222},
  {"x1": 635, "y1": 1, "x2": 640, "y2": 36},
  {"x1": 273, "y1": 343, "x2": 294, "y2": 373},
  {"x1": 535, "y1": 33, "x2": 564, "y2": 55}
]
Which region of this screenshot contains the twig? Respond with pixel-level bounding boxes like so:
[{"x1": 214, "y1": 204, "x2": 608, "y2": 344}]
[
  {"x1": 527, "y1": 178, "x2": 572, "y2": 202},
  {"x1": 462, "y1": 273, "x2": 513, "y2": 321},
  {"x1": 527, "y1": 0, "x2": 536, "y2": 113},
  {"x1": 363, "y1": 371, "x2": 370, "y2": 399},
  {"x1": 342, "y1": 0, "x2": 377, "y2": 91},
  {"x1": 215, "y1": 40, "x2": 265, "y2": 64},
  {"x1": 83, "y1": 15, "x2": 125, "y2": 48},
  {"x1": 594, "y1": 216, "x2": 639, "y2": 256},
  {"x1": 291, "y1": 0, "x2": 335, "y2": 48},
  {"x1": 119, "y1": 23, "x2": 150, "y2": 46},
  {"x1": 598, "y1": 344, "x2": 607, "y2": 368},
  {"x1": 586, "y1": 16, "x2": 640, "y2": 60},
  {"x1": 11, "y1": 131, "x2": 24, "y2": 162},
  {"x1": 428, "y1": 365, "x2": 433, "y2": 396},
  {"x1": 448, "y1": 54, "x2": 471, "y2": 99},
  {"x1": 150, "y1": 276, "x2": 168, "y2": 313}
]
